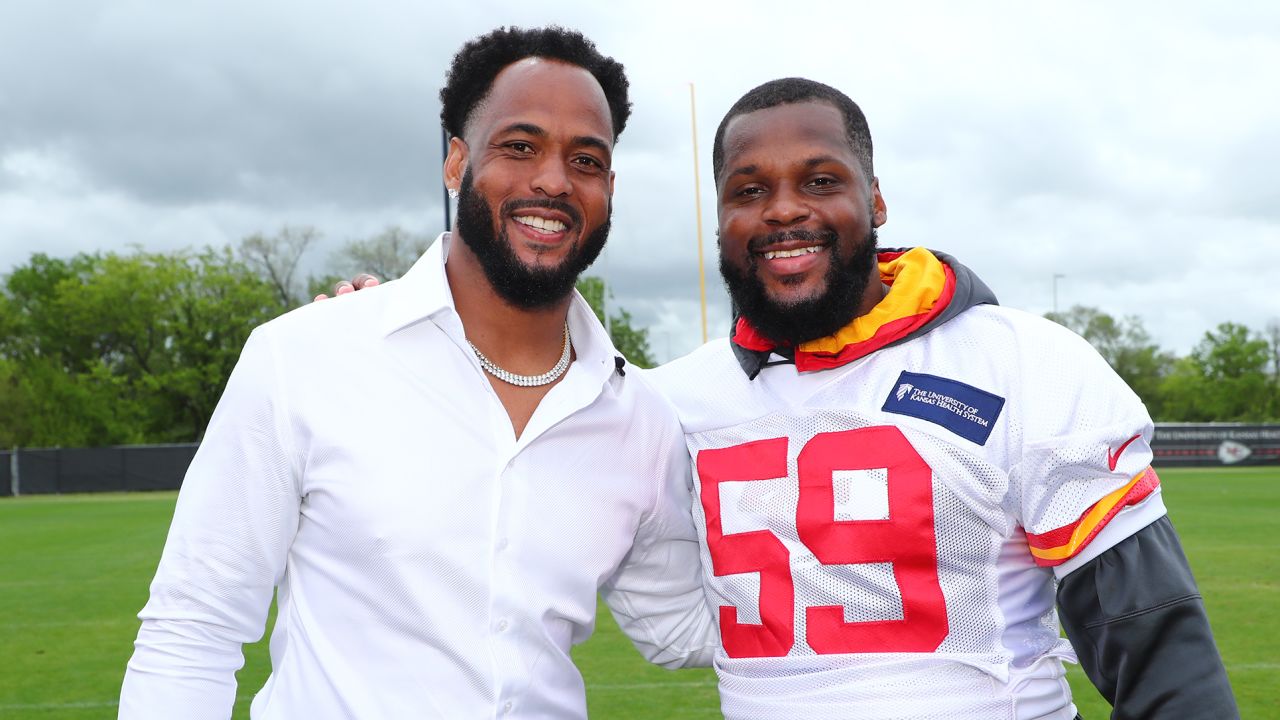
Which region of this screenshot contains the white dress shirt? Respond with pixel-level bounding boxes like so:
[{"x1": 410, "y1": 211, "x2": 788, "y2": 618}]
[{"x1": 120, "y1": 233, "x2": 716, "y2": 720}]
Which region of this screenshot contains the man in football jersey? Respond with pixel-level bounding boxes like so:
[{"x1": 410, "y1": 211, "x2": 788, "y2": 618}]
[{"x1": 645, "y1": 78, "x2": 1238, "y2": 719}]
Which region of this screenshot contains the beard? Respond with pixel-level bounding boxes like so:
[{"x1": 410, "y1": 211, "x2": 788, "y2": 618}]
[
  {"x1": 454, "y1": 169, "x2": 610, "y2": 310},
  {"x1": 721, "y1": 225, "x2": 879, "y2": 347}
]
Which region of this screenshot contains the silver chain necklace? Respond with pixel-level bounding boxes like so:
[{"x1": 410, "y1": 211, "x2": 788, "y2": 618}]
[{"x1": 468, "y1": 322, "x2": 572, "y2": 387}]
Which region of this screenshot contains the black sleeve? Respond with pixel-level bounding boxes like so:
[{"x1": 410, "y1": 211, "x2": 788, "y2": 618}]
[{"x1": 1056, "y1": 515, "x2": 1239, "y2": 719}]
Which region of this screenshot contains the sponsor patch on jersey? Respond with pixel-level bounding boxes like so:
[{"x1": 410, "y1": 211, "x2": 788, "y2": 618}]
[{"x1": 882, "y1": 371, "x2": 1004, "y2": 445}]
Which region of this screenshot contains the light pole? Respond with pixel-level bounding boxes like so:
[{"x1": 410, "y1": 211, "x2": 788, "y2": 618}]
[
  {"x1": 1053, "y1": 273, "x2": 1066, "y2": 315},
  {"x1": 442, "y1": 128, "x2": 453, "y2": 232}
]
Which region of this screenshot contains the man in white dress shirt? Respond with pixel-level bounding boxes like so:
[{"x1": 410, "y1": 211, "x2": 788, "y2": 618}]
[{"x1": 119, "y1": 27, "x2": 716, "y2": 719}]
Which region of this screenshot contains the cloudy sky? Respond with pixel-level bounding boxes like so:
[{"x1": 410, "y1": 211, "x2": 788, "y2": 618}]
[{"x1": 2, "y1": 1, "x2": 1277, "y2": 362}]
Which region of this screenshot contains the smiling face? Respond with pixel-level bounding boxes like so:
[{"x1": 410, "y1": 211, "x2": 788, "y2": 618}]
[
  {"x1": 445, "y1": 57, "x2": 615, "y2": 309},
  {"x1": 716, "y1": 100, "x2": 888, "y2": 344}
]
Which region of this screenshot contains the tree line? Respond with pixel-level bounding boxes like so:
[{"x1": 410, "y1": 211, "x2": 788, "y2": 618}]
[
  {"x1": 1045, "y1": 306, "x2": 1280, "y2": 423},
  {"x1": 3, "y1": 229, "x2": 1276, "y2": 449},
  {"x1": 0, "y1": 227, "x2": 654, "y2": 448}
]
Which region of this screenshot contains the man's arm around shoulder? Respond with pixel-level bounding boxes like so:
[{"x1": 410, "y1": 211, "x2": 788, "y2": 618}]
[{"x1": 600, "y1": 389, "x2": 717, "y2": 669}]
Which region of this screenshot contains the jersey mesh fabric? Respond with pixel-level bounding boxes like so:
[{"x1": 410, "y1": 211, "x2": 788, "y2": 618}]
[
  {"x1": 687, "y1": 408, "x2": 1037, "y2": 717},
  {"x1": 652, "y1": 304, "x2": 1158, "y2": 720}
]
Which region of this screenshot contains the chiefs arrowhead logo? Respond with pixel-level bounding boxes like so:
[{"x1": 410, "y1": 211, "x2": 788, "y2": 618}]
[
  {"x1": 1107, "y1": 434, "x2": 1142, "y2": 471},
  {"x1": 1217, "y1": 440, "x2": 1252, "y2": 465}
]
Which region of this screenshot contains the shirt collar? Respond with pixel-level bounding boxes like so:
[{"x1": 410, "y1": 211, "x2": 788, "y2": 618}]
[
  {"x1": 379, "y1": 232, "x2": 455, "y2": 338},
  {"x1": 381, "y1": 232, "x2": 620, "y2": 385}
]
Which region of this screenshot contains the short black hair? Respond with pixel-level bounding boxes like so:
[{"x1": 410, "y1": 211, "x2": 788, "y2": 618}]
[
  {"x1": 439, "y1": 26, "x2": 631, "y2": 142},
  {"x1": 712, "y1": 78, "x2": 874, "y2": 186}
]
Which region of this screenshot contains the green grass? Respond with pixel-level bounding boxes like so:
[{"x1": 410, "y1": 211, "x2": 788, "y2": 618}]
[{"x1": 1, "y1": 467, "x2": 1275, "y2": 718}]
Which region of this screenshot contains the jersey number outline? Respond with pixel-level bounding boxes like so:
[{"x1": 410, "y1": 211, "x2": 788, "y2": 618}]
[{"x1": 697, "y1": 426, "x2": 948, "y2": 658}]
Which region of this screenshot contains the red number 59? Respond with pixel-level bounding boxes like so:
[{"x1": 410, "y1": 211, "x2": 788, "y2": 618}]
[{"x1": 697, "y1": 426, "x2": 948, "y2": 658}]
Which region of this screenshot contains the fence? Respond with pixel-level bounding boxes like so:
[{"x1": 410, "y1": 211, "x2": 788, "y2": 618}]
[
  {"x1": 0, "y1": 422, "x2": 1276, "y2": 496},
  {"x1": 2, "y1": 444, "x2": 198, "y2": 497}
]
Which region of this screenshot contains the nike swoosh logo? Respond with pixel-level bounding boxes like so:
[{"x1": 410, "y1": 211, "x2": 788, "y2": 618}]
[{"x1": 1107, "y1": 434, "x2": 1142, "y2": 471}]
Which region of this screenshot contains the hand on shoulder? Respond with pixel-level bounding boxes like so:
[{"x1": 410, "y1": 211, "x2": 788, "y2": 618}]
[{"x1": 313, "y1": 273, "x2": 381, "y2": 301}]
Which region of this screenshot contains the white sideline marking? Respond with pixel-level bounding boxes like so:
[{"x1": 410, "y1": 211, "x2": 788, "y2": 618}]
[
  {"x1": 1229, "y1": 662, "x2": 1280, "y2": 670},
  {"x1": 587, "y1": 680, "x2": 717, "y2": 690},
  {"x1": 13, "y1": 667, "x2": 1279, "y2": 712},
  {"x1": 0, "y1": 696, "x2": 254, "y2": 711},
  {"x1": 2, "y1": 618, "x2": 136, "y2": 629},
  {"x1": 0, "y1": 681, "x2": 716, "y2": 707},
  {"x1": 0, "y1": 701, "x2": 120, "y2": 710}
]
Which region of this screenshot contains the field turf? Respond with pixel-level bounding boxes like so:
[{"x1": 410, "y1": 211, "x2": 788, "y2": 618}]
[{"x1": 1, "y1": 467, "x2": 1275, "y2": 718}]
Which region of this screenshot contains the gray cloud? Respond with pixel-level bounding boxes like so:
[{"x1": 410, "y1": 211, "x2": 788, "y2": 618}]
[
  {"x1": 2, "y1": 0, "x2": 1277, "y2": 361},
  {"x1": 0, "y1": 3, "x2": 444, "y2": 209}
]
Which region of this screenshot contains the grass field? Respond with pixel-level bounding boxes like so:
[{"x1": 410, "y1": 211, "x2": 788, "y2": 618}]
[{"x1": 1, "y1": 467, "x2": 1276, "y2": 718}]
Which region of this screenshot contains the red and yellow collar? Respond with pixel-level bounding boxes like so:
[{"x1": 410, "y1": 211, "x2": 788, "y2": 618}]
[{"x1": 732, "y1": 247, "x2": 956, "y2": 371}]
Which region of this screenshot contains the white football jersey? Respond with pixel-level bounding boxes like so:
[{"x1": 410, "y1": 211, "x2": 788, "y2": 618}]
[{"x1": 648, "y1": 304, "x2": 1166, "y2": 720}]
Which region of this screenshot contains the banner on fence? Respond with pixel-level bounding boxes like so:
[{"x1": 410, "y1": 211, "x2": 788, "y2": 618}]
[{"x1": 1152, "y1": 424, "x2": 1280, "y2": 467}]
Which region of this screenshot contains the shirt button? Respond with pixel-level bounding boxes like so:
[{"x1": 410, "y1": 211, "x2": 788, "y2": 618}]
[
  {"x1": 496, "y1": 538, "x2": 509, "y2": 551},
  {"x1": 503, "y1": 701, "x2": 513, "y2": 714},
  {"x1": 496, "y1": 619, "x2": 509, "y2": 632}
]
